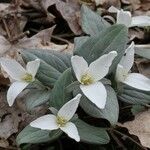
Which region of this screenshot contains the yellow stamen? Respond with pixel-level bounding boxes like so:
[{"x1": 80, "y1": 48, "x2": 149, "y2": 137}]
[
  {"x1": 81, "y1": 74, "x2": 93, "y2": 85},
  {"x1": 22, "y1": 73, "x2": 33, "y2": 82},
  {"x1": 56, "y1": 116, "x2": 67, "y2": 127}
]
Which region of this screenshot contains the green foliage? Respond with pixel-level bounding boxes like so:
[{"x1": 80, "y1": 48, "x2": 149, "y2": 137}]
[
  {"x1": 118, "y1": 84, "x2": 150, "y2": 105},
  {"x1": 50, "y1": 68, "x2": 73, "y2": 109},
  {"x1": 75, "y1": 119, "x2": 110, "y2": 144},
  {"x1": 21, "y1": 49, "x2": 71, "y2": 87},
  {"x1": 74, "y1": 24, "x2": 128, "y2": 73},
  {"x1": 25, "y1": 89, "x2": 51, "y2": 111},
  {"x1": 74, "y1": 85, "x2": 119, "y2": 125},
  {"x1": 81, "y1": 5, "x2": 110, "y2": 36},
  {"x1": 16, "y1": 125, "x2": 62, "y2": 145}
]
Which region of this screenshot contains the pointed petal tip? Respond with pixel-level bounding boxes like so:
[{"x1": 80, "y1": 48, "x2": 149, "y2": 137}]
[
  {"x1": 71, "y1": 55, "x2": 82, "y2": 60},
  {"x1": 35, "y1": 58, "x2": 40, "y2": 62},
  {"x1": 60, "y1": 122, "x2": 80, "y2": 142},
  {"x1": 76, "y1": 93, "x2": 82, "y2": 99},
  {"x1": 80, "y1": 82, "x2": 107, "y2": 110},
  {"x1": 7, "y1": 82, "x2": 29, "y2": 107},
  {"x1": 75, "y1": 137, "x2": 80, "y2": 142},
  {"x1": 110, "y1": 51, "x2": 118, "y2": 56}
]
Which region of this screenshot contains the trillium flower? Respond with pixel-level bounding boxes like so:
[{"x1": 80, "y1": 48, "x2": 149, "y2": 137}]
[
  {"x1": 108, "y1": 6, "x2": 150, "y2": 27},
  {"x1": 71, "y1": 51, "x2": 117, "y2": 109},
  {"x1": 30, "y1": 94, "x2": 81, "y2": 142},
  {"x1": 115, "y1": 42, "x2": 150, "y2": 91},
  {"x1": 0, "y1": 58, "x2": 40, "y2": 106}
]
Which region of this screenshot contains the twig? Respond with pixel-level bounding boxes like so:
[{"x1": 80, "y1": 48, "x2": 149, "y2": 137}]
[
  {"x1": 109, "y1": 130, "x2": 127, "y2": 150},
  {"x1": 113, "y1": 129, "x2": 147, "y2": 150},
  {"x1": 2, "y1": 19, "x2": 11, "y2": 39},
  {"x1": 144, "y1": 104, "x2": 150, "y2": 108},
  {"x1": 9, "y1": 31, "x2": 30, "y2": 42},
  {"x1": 51, "y1": 35, "x2": 71, "y2": 45},
  {"x1": 135, "y1": 44, "x2": 150, "y2": 49}
]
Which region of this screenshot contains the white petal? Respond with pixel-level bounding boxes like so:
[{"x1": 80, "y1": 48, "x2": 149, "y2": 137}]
[
  {"x1": 60, "y1": 122, "x2": 80, "y2": 142},
  {"x1": 0, "y1": 58, "x2": 26, "y2": 80},
  {"x1": 80, "y1": 82, "x2": 107, "y2": 109},
  {"x1": 108, "y1": 6, "x2": 119, "y2": 13},
  {"x1": 30, "y1": 114, "x2": 59, "y2": 130},
  {"x1": 26, "y1": 59, "x2": 40, "y2": 78},
  {"x1": 71, "y1": 56, "x2": 88, "y2": 82},
  {"x1": 123, "y1": 73, "x2": 150, "y2": 91},
  {"x1": 7, "y1": 81, "x2": 29, "y2": 106},
  {"x1": 119, "y1": 42, "x2": 135, "y2": 72},
  {"x1": 58, "y1": 94, "x2": 81, "y2": 121},
  {"x1": 88, "y1": 51, "x2": 117, "y2": 81},
  {"x1": 131, "y1": 16, "x2": 150, "y2": 27},
  {"x1": 115, "y1": 64, "x2": 128, "y2": 82},
  {"x1": 117, "y1": 10, "x2": 132, "y2": 27}
]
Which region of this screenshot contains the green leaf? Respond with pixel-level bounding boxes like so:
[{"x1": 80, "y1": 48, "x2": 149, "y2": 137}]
[
  {"x1": 21, "y1": 49, "x2": 71, "y2": 87},
  {"x1": 50, "y1": 68, "x2": 73, "y2": 109},
  {"x1": 74, "y1": 24, "x2": 128, "y2": 73},
  {"x1": 74, "y1": 36, "x2": 89, "y2": 51},
  {"x1": 131, "y1": 105, "x2": 146, "y2": 115},
  {"x1": 22, "y1": 49, "x2": 71, "y2": 73},
  {"x1": 16, "y1": 125, "x2": 62, "y2": 145},
  {"x1": 25, "y1": 89, "x2": 51, "y2": 111},
  {"x1": 135, "y1": 45, "x2": 150, "y2": 59},
  {"x1": 75, "y1": 119, "x2": 110, "y2": 144},
  {"x1": 75, "y1": 85, "x2": 119, "y2": 125},
  {"x1": 81, "y1": 5, "x2": 110, "y2": 36},
  {"x1": 118, "y1": 84, "x2": 150, "y2": 105}
]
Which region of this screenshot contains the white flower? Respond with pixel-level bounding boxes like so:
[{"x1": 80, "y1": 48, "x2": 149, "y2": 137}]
[
  {"x1": 108, "y1": 6, "x2": 150, "y2": 27},
  {"x1": 0, "y1": 58, "x2": 40, "y2": 106},
  {"x1": 115, "y1": 42, "x2": 150, "y2": 91},
  {"x1": 71, "y1": 51, "x2": 117, "y2": 109},
  {"x1": 30, "y1": 94, "x2": 82, "y2": 142}
]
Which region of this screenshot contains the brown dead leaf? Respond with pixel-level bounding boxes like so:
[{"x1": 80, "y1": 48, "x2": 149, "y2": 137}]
[
  {"x1": 130, "y1": 0, "x2": 141, "y2": 11},
  {"x1": 0, "y1": 27, "x2": 55, "y2": 58},
  {"x1": 135, "y1": 59, "x2": 150, "y2": 78},
  {"x1": 0, "y1": 139, "x2": 9, "y2": 149},
  {"x1": 0, "y1": 91, "x2": 21, "y2": 139},
  {"x1": 121, "y1": 0, "x2": 130, "y2": 5},
  {"x1": 0, "y1": 3, "x2": 10, "y2": 12},
  {"x1": 140, "y1": 0, "x2": 150, "y2": 11},
  {"x1": 0, "y1": 87, "x2": 47, "y2": 149},
  {"x1": 120, "y1": 109, "x2": 150, "y2": 148},
  {"x1": 129, "y1": 28, "x2": 145, "y2": 41},
  {"x1": 96, "y1": 0, "x2": 121, "y2": 8},
  {"x1": 0, "y1": 36, "x2": 11, "y2": 56},
  {"x1": 42, "y1": 0, "x2": 82, "y2": 35},
  {"x1": 22, "y1": 0, "x2": 42, "y2": 10},
  {"x1": 38, "y1": 43, "x2": 68, "y2": 51}
]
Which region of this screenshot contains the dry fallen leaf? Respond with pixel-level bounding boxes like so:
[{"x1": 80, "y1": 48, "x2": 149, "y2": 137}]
[
  {"x1": 0, "y1": 91, "x2": 21, "y2": 139},
  {"x1": 121, "y1": 109, "x2": 150, "y2": 148},
  {"x1": 129, "y1": 28, "x2": 145, "y2": 41},
  {"x1": 130, "y1": 0, "x2": 141, "y2": 11},
  {"x1": 95, "y1": 0, "x2": 121, "y2": 8},
  {"x1": 0, "y1": 27, "x2": 55, "y2": 58},
  {"x1": 135, "y1": 58, "x2": 150, "y2": 78},
  {"x1": 0, "y1": 139, "x2": 9, "y2": 149},
  {"x1": 42, "y1": 0, "x2": 82, "y2": 35},
  {"x1": 0, "y1": 88, "x2": 47, "y2": 148},
  {"x1": 0, "y1": 3, "x2": 10, "y2": 12}
]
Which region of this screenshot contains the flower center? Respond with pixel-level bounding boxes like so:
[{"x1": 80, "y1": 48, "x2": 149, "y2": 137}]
[
  {"x1": 56, "y1": 116, "x2": 67, "y2": 127},
  {"x1": 22, "y1": 73, "x2": 33, "y2": 82},
  {"x1": 81, "y1": 74, "x2": 93, "y2": 85}
]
